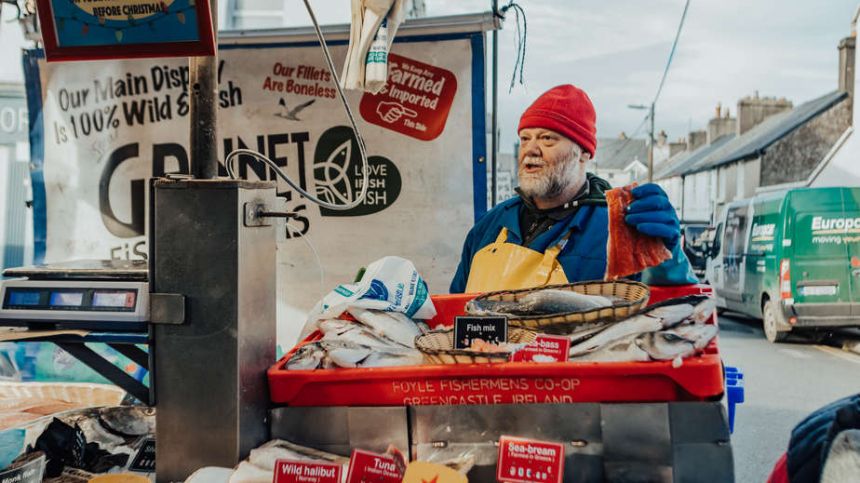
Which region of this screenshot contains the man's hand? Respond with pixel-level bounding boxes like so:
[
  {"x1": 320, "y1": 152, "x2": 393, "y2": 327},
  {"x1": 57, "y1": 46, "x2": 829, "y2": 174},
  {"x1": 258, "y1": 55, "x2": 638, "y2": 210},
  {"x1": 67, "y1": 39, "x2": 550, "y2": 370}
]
[{"x1": 624, "y1": 183, "x2": 681, "y2": 249}]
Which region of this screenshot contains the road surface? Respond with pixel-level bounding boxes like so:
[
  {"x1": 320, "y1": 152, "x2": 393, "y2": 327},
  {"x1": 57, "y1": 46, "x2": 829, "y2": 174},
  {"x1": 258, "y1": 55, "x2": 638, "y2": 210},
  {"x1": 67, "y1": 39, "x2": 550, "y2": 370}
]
[{"x1": 718, "y1": 313, "x2": 860, "y2": 482}]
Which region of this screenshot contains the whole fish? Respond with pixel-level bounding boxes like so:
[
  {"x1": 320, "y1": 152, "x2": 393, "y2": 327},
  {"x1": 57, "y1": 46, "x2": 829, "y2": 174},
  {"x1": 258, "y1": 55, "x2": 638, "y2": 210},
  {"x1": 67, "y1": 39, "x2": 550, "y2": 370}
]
[
  {"x1": 644, "y1": 295, "x2": 712, "y2": 328},
  {"x1": 286, "y1": 342, "x2": 327, "y2": 370},
  {"x1": 467, "y1": 290, "x2": 613, "y2": 317},
  {"x1": 569, "y1": 315, "x2": 662, "y2": 357},
  {"x1": 571, "y1": 334, "x2": 651, "y2": 362},
  {"x1": 348, "y1": 307, "x2": 421, "y2": 348},
  {"x1": 320, "y1": 319, "x2": 408, "y2": 349},
  {"x1": 568, "y1": 295, "x2": 714, "y2": 357},
  {"x1": 636, "y1": 324, "x2": 718, "y2": 361},
  {"x1": 287, "y1": 340, "x2": 423, "y2": 369}
]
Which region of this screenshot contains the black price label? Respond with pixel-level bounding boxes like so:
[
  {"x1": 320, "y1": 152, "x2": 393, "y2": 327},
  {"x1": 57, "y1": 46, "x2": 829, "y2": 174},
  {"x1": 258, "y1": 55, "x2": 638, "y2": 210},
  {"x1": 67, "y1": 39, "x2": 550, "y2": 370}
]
[
  {"x1": 129, "y1": 439, "x2": 156, "y2": 473},
  {"x1": 454, "y1": 316, "x2": 507, "y2": 349}
]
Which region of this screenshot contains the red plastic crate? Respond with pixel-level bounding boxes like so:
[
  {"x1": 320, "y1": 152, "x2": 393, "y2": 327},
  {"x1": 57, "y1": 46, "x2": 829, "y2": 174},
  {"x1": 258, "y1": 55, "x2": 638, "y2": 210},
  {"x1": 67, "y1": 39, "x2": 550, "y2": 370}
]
[{"x1": 268, "y1": 285, "x2": 723, "y2": 406}]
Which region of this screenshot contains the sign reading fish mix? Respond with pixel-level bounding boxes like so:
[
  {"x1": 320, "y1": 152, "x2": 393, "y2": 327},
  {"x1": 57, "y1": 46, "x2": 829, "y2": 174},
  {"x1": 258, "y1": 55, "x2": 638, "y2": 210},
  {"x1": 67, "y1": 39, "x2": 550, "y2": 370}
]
[
  {"x1": 496, "y1": 436, "x2": 565, "y2": 483},
  {"x1": 454, "y1": 316, "x2": 507, "y2": 349}
]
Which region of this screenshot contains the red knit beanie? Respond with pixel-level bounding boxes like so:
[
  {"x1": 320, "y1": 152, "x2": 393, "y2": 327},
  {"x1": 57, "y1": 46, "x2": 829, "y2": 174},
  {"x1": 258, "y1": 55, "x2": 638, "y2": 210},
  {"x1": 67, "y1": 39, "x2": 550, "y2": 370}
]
[{"x1": 518, "y1": 84, "x2": 597, "y2": 156}]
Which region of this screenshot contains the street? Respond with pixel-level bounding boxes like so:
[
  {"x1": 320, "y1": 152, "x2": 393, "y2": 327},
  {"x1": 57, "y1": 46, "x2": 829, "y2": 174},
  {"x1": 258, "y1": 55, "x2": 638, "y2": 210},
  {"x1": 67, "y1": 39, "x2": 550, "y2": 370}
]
[{"x1": 718, "y1": 314, "x2": 860, "y2": 483}]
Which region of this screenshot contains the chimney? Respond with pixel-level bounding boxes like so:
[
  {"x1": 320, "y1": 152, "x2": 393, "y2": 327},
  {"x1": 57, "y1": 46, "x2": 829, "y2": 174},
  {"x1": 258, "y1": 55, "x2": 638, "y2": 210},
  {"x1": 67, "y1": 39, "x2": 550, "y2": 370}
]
[
  {"x1": 839, "y1": 36, "x2": 855, "y2": 118},
  {"x1": 737, "y1": 94, "x2": 792, "y2": 135},
  {"x1": 669, "y1": 138, "x2": 687, "y2": 158},
  {"x1": 688, "y1": 130, "x2": 707, "y2": 151},
  {"x1": 618, "y1": 131, "x2": 628, "y2": 140},
  {"x1": 707, "y1": 103, "x2": 737, "y2": 144},
  {"x1": 657, "y1": 130, "x2": 668, "y2": 146}
]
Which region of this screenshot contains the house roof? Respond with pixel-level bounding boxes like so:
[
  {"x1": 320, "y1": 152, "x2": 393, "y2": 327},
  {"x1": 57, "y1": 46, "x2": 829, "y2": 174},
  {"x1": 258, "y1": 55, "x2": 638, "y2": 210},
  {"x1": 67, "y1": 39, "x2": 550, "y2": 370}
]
[
  {"x1": 686, "y1": 90, "x2": 848, "y2": 174},
  {"x1": 593, "y1": 137, "x2": 648, "y2": 170},
  {"x1": 654, "y1": 133, "x2": 736, "y2": 180}
]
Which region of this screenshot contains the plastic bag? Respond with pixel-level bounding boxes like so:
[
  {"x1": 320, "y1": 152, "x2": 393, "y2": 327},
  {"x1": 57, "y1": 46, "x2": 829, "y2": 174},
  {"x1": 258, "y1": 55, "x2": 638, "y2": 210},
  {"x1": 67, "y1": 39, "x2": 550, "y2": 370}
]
[{"x1": 302, "y1": 257, "x2": 436, "y2": 337}]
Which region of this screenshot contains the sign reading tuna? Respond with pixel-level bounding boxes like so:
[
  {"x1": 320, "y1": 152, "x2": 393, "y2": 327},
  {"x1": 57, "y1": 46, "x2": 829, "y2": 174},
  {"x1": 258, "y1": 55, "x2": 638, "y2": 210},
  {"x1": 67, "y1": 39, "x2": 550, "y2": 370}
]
[{"x1": 359, "y1": 53, "x2": 457, "y2": 141}]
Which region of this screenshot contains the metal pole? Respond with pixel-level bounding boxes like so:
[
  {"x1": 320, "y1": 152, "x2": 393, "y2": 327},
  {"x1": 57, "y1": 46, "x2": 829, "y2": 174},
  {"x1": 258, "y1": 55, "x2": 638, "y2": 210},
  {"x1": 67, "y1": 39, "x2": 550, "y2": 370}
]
[
  {"x1": 189, "y1": 0, "x2": 219, "y2": 179},
  {"x1": 491, "y1": 0, "x2": 499, "y2": 207},
  {"x1": 648, "y1": 102, "x2": 655, "y2": 182}
]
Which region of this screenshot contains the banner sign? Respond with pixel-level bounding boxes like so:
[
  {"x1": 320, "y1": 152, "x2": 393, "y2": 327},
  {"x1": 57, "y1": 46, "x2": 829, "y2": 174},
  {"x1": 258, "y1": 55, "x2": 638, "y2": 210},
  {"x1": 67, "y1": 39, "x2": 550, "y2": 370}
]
[
  {"x1": 36, "y1": 0, "x2": 215, "y2": 61},
  {"x1": 23, "y1": 28, "x2": 487, "y2": 350}
]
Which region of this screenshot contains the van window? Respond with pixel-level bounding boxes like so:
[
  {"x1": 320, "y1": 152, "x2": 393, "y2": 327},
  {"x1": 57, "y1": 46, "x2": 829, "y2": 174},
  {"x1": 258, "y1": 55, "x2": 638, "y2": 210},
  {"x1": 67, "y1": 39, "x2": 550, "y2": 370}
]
[
  {"x1": 723, "y1": 205, "x2": 749, "y2": 292},
  {"x1": 712, "y1": 223, "x2": 723, "y2": 256}
]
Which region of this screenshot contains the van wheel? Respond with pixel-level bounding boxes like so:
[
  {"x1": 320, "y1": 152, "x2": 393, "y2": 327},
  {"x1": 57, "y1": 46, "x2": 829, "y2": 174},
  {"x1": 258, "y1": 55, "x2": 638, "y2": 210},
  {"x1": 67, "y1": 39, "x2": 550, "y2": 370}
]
[{"x1": 763, "y1": 300, "x2": 789, "y2": 343}]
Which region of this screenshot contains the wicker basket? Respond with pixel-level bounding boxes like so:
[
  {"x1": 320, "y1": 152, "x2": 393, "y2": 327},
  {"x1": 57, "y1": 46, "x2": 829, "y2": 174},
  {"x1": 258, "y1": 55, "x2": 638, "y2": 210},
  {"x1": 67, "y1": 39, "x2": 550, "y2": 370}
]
[
  {"x1": 416, "y1": 328, "x2": 537, "y2": 365},
  {"x1": 466, "y1": 280, "x2": 649, "y2": 333}
]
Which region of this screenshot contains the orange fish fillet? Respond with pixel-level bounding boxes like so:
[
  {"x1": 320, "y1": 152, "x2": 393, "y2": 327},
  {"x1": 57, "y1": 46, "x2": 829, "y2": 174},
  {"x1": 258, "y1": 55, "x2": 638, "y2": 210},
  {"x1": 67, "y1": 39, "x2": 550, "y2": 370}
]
[{"x1": 605, "y1": 185, "x2": 672, "y2": 279}]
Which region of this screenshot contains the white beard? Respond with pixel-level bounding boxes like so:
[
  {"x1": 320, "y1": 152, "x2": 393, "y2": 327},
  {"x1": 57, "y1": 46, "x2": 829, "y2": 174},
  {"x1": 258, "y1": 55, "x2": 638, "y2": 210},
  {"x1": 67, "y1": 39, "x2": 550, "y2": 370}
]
[{"x1": 517, "y1": 152, "x2": 584, "y2": 200}]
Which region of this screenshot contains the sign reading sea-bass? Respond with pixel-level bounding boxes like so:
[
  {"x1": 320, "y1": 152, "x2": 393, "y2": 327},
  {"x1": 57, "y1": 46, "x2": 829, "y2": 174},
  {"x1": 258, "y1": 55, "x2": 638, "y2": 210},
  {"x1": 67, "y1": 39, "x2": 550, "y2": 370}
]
[{"x1": 24, "y1": 23, "x2": 488, "y2": 349}]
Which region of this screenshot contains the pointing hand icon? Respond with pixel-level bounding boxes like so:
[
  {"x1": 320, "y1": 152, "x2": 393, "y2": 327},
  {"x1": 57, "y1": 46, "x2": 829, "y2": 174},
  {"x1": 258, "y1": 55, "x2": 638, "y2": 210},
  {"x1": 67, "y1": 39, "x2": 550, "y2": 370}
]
[{"x1": 376, "y1": 101, "x2": 419, "y2": 124}]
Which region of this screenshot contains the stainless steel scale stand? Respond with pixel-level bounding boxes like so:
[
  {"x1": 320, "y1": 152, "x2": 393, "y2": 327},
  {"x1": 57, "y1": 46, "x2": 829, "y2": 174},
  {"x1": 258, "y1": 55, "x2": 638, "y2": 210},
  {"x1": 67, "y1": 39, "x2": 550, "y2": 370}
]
[{"x1": 150, "y1": 178, "x2": 277, "y2": 481}]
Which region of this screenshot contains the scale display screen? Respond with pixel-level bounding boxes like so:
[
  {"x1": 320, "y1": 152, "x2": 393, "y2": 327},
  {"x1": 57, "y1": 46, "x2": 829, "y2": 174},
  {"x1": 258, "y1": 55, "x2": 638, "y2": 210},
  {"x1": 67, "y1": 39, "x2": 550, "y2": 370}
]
[
  {"x1": 49, "y1": 292, "x2": 84, "y2": 307},
  {"x1": 93, "y1": 291, "x2": 136, "y2": 308},
  {"x1": 7, "y1": 290, "x2": 40, "y2": 306}
]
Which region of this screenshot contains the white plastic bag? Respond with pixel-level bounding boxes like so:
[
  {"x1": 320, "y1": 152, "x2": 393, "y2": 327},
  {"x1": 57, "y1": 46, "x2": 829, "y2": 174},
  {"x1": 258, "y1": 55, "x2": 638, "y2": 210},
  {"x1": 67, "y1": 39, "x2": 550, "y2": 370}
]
[{"x1": 302, "y1": 256, "x2": 437, "y2": 336}]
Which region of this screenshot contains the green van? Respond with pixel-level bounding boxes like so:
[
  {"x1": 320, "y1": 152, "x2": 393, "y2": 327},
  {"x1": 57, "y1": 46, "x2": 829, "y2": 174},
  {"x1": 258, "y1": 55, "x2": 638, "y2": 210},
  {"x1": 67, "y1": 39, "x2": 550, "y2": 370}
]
[{"x1": 705, "y1": 187, "x2": 860, "y2": 342}]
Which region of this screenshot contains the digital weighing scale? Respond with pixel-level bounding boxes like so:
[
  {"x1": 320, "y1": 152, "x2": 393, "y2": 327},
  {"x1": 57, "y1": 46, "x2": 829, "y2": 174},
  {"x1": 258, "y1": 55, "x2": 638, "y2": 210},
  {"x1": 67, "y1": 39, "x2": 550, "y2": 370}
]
[{"x1": 0, "y1": 259, "x2": 149, "y2": 330}]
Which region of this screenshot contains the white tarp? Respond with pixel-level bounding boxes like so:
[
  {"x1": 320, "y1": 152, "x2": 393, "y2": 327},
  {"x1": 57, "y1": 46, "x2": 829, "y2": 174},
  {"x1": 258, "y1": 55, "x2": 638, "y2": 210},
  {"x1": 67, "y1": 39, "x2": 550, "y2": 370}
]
[{"x1": 27, "y1": 31, "x2": 485, "y2": 350}]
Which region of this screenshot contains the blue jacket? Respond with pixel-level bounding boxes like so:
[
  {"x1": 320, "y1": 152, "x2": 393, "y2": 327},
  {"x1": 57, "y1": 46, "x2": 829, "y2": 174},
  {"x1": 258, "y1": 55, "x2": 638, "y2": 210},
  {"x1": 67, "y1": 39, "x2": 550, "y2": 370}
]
[{"x1": 450, "y1": 196, "x2": 698, "y2": 293}]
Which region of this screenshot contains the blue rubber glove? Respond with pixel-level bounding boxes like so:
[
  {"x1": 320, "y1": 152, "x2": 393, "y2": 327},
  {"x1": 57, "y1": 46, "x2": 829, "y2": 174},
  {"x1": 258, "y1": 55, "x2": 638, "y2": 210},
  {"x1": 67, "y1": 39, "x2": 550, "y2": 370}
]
[{"x1": 624, "y1": 183, "x2": 681, "y2": 249}]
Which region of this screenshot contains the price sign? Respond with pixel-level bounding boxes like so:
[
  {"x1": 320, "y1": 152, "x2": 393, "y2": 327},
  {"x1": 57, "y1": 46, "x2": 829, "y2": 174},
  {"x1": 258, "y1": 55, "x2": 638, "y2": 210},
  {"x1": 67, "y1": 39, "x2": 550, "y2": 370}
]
[
  {"x1": 496, "y1": 436, "x2": 564, "y2": 483},
  {"x1": 273, "y1": 459, "x2": 343, "y2": 483}
]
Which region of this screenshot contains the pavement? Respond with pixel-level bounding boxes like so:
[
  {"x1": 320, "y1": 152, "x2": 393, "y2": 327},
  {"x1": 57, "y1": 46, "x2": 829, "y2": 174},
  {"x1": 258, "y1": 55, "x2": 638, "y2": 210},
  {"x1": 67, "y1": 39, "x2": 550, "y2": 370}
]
[{"x1": 718, "y1": 314, "x2": 860, "y2": 483}]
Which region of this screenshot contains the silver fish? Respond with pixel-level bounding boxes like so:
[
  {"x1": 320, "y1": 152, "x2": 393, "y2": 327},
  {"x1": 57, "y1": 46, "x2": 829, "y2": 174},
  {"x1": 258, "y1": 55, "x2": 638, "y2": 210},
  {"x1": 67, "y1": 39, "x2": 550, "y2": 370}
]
[
  {"x1": 467, "y1": 290, "x2": 613, "y2": 316},
  {"x1": 286, "y1": 342, "x2": 327, "y2": 370},
  {"x1": 571, "y1": 334, "x2": 651, "y2": 362},
  {"x1": 319, "y1": 340, "x2": 423, "y2": 369},
  {"x1": 321, "y1": 320, "x2": 407, "y2": 349},
  {"x1": 248, "y1": 439, "x2": 349, "y2": 470},
  {"x1": 569, "y1": 315, "x2": 663, "y2": 357},
  {"x1": 98, "y1": 406, "x2": 155, "y2": 437},
  {"x1": 348, "y1": 307, "x2": 421, "y2": 348},
  {"x1": 637, "y1": 324, "x2": 719, "y2": 361}
]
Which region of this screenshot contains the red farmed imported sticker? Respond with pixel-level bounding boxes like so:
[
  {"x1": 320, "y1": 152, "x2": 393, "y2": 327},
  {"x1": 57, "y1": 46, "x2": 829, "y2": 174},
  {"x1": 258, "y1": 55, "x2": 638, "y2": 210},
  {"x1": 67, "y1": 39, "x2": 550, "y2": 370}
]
[
  {"x1": 496, "y1": 436, "x2": 565, "y2": 483},
  {"x1": 346, "y1": 449, "x2": 403, "y2": 483},
  {"x1": 274, "y1": 459, "x2": 343, "y2": 483},
  {"x1": 359, "y1": 53, "x2": 457, "y2": 141},
  {"x1": 510, "y1": 335, "x2": 571, "y2": 363}
]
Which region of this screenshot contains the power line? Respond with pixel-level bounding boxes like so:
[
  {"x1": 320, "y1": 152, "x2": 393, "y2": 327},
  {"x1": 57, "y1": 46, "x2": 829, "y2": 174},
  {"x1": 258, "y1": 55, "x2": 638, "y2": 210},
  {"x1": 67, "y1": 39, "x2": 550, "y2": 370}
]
[{"x1": 652, "y1": 0, "x2": 691, "y2": 106}]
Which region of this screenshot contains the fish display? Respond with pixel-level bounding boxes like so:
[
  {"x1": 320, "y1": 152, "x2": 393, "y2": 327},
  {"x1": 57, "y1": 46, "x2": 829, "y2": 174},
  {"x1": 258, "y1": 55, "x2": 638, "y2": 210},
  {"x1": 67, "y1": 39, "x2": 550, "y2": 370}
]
[
  {"x1": 605, "y1": 185, "x2": 672, "y2": 280},
  {"x1": 466, "y1": 290, "x2": 614, "y2": 317},
  {"x1": 569, "y1": 295, "x2": 718, "y2": 362},
  {"x1": 287, "y1": 339, "x2": 424, "y2": 369},
  {"x1": 347, "y1": 307, "x2": 422, "y2": 348}
]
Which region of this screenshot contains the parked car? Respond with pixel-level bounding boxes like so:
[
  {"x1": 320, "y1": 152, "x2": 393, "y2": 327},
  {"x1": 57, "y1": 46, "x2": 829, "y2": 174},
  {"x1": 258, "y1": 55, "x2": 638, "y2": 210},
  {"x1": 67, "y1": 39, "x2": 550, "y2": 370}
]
[{"x1": 705, "y1": 187, "x2": 860, "y2": 342}]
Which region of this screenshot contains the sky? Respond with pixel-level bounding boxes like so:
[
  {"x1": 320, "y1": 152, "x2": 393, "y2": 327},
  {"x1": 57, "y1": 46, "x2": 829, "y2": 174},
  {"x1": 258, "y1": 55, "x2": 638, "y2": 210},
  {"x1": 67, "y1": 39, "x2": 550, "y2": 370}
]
[{"x1": 2, "y1": 0, "x2": 858, "y2": 152}]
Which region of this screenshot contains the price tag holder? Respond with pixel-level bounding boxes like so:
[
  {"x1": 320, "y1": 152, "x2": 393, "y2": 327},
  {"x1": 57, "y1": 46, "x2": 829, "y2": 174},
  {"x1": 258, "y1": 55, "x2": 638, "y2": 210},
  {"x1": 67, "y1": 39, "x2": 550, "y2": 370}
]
[
  {"x1": 454, "y1": 316, "x2": 507, "y2": 349},
  {"x1": 273, "y1": 459, "x2": 342, "y2": 483},
  {"x1": 346, "y1": 449, "x2": 403, "y2": 482},
  {"x1": 510, "y1": 335, "x2": 570, "y2": 363},
  {"x1": 496, "y1": 436, "x2": 565, "y2": 483}
]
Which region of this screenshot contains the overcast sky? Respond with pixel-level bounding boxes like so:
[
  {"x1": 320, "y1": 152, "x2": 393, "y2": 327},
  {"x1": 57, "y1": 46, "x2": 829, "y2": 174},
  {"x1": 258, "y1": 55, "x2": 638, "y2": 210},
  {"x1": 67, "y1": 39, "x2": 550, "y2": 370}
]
[{"x1": 3, "y1": 0, "x2": 858, "y2": 152}]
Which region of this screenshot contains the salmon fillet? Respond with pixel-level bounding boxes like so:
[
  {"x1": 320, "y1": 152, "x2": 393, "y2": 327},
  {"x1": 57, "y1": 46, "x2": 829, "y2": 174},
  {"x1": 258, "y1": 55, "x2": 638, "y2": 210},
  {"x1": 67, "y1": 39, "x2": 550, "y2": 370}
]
[{"x1": 605, "y1": 185, "x2": 672, "y2": 279}]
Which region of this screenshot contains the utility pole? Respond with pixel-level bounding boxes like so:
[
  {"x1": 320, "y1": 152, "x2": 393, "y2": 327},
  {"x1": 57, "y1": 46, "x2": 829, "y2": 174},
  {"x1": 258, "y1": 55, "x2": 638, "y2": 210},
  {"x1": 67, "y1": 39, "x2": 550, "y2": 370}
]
[
  {"x1": 648, "y1": 102, "x2": 655, "y2": 182},
  {"x1": 628, "y1": 102, "x2": 656, "y2": 182}
]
